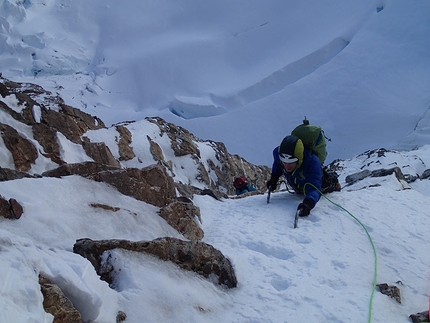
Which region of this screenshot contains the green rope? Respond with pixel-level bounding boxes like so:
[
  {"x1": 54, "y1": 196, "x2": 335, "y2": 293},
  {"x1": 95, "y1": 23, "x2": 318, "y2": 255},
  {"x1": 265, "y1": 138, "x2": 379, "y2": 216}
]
[{"x1": 304, "y1": 182, "x2": 378, "y2": 323}]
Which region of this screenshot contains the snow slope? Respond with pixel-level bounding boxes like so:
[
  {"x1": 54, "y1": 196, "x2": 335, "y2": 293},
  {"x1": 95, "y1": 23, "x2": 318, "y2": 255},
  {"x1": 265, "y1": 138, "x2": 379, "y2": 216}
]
[
  {"x1": 1, "y1": 1, "x2": 430, "y2": 322},
  {"x1": 0, "y1": 144, "x2": 429, "y2": 323}
]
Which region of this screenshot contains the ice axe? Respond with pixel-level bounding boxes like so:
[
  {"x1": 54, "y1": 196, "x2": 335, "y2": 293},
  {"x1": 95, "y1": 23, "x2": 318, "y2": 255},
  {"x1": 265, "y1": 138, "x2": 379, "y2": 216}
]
[{"x1": 294, "y1": 209, "x2": 302, "y2": 228}]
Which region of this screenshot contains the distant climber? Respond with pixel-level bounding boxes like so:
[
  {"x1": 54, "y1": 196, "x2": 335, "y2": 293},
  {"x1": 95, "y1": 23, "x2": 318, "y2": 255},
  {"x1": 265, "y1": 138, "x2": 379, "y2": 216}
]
[{"x1": 233, "y1": 176, "x2": 257, "y2": 195}]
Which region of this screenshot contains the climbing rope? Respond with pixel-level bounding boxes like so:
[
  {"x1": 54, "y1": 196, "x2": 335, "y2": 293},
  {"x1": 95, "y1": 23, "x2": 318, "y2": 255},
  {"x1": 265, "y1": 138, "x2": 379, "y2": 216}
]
[{"x1": 304, "y1": 182, "x2": 378, "y2": 323}]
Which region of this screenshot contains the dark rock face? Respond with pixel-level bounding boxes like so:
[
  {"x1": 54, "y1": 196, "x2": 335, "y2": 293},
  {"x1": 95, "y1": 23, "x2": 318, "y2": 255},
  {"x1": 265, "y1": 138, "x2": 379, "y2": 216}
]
[
  {"x1": 147, "y1": 117, "x2": 201, "y2": 158},
  {"x1": 1, "y1": 76, "x2": 270, "y2": 197},
  {"x1": 159, "y1": 200, "x2": 204, "y2": 241},
  {"x1": 116, "y1": 311, "x2": 127, "y2": 323},
  {"x1": 345, "y1": 170, "x2": 372, "y2": 185},
  {"x1": 146, "y1": 116, "x2": 271, "y2": 195},
  {"x1": 41, "y1": 162, "x2": 120, "y2": 178},
  {"x1": 86, "y1": 164, "x2": 177, "y2": 207},
  {"x1": 0, "y1": 166, "x2": 36, "y2": 181},
  {"x1": 345, "y1": 167, "x2": 409, "y2": 186},
  {"x1": 0, "y1": 195, "x2": 12, "y2": 219},
  {"x1": 30, "y1": 103, "x2": 105, "y2": 166},
  {"x1": 147, "y1": 135, "x2": 165, "y2": 163},
  {"x1": 0, "y1": 195, "x2": 23, "y2": 219},
  {"x1": 0, "y1": 123, "x2": 38, "y2": 171},
  {"x1": 1, "y1": 76, "x2": 105, "y2": 167},
  {"x1": 39, "y1": 275, "x2": 83, "y2": 323},
  {"x1": 43, "y1": 162, "x2": 176, "y2": 207},
  {"x1": 39, "y1": 106, "x2": 91, "y2": 144},
  {"x1": 115, "y1": 124, "x2": 136, "y2": 161},
  {"x1": 421, "y1": 169, "x2": 430, "y2": 179},
  {"x1": 33, "y1": 122, "x2": 64, "y2": 165},
  {"x1": 371, "y1": 167, "x2": 407, "y2": 181},
  {"x1": 9, "y1": 198, "x2": 23, "y2": 219},
  {"x1": 73, "y1": 237, "x2": 238, "y2": 288},
  {"x1": 81, "y1": 138, "x2": 120, "y2": 167},
  {"x1": 410, "y1": 311, "x2": 429, "y2": 323},
  {"x1": 376, "y1": 283, "x2": 401, "y2": 304}
]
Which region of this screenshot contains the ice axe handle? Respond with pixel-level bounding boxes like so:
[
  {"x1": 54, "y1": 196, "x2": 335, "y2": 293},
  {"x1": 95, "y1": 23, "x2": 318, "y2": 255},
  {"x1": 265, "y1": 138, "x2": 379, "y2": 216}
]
[{"x1": 294, "y1": 209, "x2": 302, "y2": 228}]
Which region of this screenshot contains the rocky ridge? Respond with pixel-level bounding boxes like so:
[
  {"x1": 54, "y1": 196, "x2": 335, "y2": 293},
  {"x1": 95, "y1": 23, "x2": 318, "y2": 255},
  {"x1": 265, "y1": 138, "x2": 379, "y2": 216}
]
[
  {"x1": 2, "y1": 76, "x2": 429, "y2": 322},
  {"x1": 0, "y1": 76, "x2": 269, "y2": 321}
]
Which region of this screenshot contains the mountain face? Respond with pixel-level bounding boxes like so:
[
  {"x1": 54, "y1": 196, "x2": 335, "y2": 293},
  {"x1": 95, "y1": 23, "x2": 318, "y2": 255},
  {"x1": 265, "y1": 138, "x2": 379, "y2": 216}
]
[
  {"x1": 1, "y1": 76, "x2": 430, "y2": 322},
  {"x1": 0, "y1": 75, "x2": 270, "y2": 195},
  {"x1": 0, "y1": 76, "x2": 270, "y2": 320},
  {"x1": 2, "y1": 75, "x2": 429, "y2": 240}
]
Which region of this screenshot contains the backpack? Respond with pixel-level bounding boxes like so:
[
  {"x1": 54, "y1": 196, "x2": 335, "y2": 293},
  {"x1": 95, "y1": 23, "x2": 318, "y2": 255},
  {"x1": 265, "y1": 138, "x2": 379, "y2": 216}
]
[
  {"x1": 291, "y1": 117, "x2": 328, "y2": 164},
  {"x1": 233, "y1": 176, "x2": 247, "y2": 189},
  {"x1": 321, "y1": 166, "x2": 341, "y2": 193}
]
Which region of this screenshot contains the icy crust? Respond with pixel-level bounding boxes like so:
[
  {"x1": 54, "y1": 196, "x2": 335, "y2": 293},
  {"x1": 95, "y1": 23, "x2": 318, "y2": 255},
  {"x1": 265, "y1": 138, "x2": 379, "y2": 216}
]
[
  {"x1": 169, "y1": 97, "x2": 227, "y2": 119},
  {"x1": 169, "y1": 38, "x2": 350, "y2": 120}
]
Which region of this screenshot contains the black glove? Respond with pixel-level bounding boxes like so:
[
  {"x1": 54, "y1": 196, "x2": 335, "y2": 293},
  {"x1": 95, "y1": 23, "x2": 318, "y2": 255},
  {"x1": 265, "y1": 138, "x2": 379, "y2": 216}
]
[
  {"x1": 297, "y1": 198, "x2": 313, "y2": 217},
  {"x1": 266, "y1": 175, "x2": 279, "y2": 192}
]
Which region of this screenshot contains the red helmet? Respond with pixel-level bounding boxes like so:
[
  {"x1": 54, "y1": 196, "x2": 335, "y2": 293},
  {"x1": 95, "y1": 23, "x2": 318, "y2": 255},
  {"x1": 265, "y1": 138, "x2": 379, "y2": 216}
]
[{"x1": 233, "y1": 176, "x2": 247, "y2": 189}]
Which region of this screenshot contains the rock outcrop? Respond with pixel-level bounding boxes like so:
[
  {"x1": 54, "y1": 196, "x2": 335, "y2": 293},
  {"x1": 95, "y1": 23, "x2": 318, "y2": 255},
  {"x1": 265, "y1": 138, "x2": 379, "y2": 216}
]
[
  {"x1": 146, "y1": 116, "x2": 270, "y2": 195},
  {"x1": 159, "y1": 199, "x2": 204, "y2": 241},
  {"x1": 73, "y1": 237, "x2": 237, "y2": 288},
  {"x1": 0, "y1": 77, "x2": 105, "y2": 166},
  {"x1": 39, "y1": 275, "x2": 83, "y2": 323},
  {"x1": 1, "y1": 76, "x2": 268, "y2": 318},
  {"x1": 0, "y1": 195, "x2": 23, "y2": 219},
  {"x1": 409, "y1": 310, "x2": 429, "y2": 323},
  {"x1": 328, "y1": 148, "x2": 429, "y2": 190},
  {"x1": 0, "y1": 76, "x2": 269, "y2": 197},
  {"x1": 0, "y1": 166, "x2": 38, "y2": 181},
  {"x1": 0, "y1": 122, "x2": 38, "y2": 171},
  {"x1": 0, "y1": 76, "x2": 271, "y2": 240}
]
